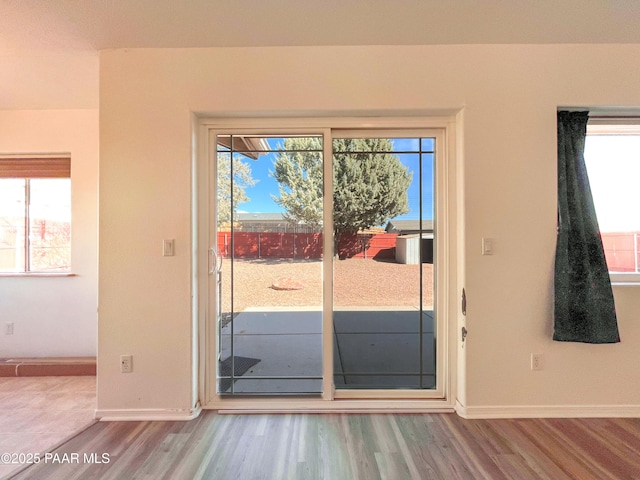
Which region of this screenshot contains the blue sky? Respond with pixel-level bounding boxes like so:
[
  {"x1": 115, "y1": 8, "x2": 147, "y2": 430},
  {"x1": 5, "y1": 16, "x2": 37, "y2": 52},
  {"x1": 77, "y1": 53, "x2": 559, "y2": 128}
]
[{"x1": 236, "y1": 138, "x2": 435, "y2": 223}]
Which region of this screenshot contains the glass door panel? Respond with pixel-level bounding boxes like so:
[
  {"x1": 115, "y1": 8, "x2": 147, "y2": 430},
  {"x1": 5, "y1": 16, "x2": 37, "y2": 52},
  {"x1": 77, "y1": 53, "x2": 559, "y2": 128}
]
[
  {"x1": 332, "y1": 136, "x2": 436, "y2": 389},
  {"x1": 216, "y1": 135, "x2": 324, "y2": 395}
]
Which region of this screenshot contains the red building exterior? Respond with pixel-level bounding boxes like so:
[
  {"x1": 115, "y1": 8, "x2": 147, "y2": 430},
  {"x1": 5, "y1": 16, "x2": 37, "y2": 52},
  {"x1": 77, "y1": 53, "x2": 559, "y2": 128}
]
[{"x1": 601, "y1": 232, "x2": 640, "y2": 272}]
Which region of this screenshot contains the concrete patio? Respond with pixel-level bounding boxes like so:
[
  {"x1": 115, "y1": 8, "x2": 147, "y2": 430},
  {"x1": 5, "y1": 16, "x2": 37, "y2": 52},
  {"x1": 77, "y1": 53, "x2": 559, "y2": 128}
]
[{"x1": 219, "y1": 308, "x2": 435, "y2": 395}]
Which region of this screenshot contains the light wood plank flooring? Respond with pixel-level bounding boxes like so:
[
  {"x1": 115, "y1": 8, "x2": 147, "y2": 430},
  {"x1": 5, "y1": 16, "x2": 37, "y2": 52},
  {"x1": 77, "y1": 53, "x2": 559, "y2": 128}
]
[
  {"x1": 0, "y1": 376, "x2": 96, "y2": 479},
  {"x1": 7, "y1": 411, "x2": 640, "y2": 479}
]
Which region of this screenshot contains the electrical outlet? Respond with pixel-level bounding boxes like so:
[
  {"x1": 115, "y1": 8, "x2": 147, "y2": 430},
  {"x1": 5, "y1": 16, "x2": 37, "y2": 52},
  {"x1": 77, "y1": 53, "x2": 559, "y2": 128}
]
[
  {"x1": 531, "y1": 353, "x2": 543, "y2": 371},
  {"x1": 5, "y1": 322, "x2": 14, "y2": 335},
  {"x1": 120, "y1": 355, "x2": 133, "y2": 373}
]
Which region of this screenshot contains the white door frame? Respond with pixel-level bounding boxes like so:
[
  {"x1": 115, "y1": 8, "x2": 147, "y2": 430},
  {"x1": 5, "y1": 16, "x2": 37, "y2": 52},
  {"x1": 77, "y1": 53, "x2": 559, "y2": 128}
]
[{"x1": 196, "y1": 116, "x2": 459, "y2": 412}]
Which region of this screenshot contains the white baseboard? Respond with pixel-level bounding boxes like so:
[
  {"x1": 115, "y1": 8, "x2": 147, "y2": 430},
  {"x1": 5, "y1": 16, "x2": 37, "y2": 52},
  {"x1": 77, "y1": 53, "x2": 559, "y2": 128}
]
[
  {"x1": 95, "y1": 404, "x2": 202, "y2": 422},
  {"x1": 96, "y1": 401, "x2": 640, "y2": 420},
  {"x1": 455, "y1": 400, "x2": 640, "y2": 419}
]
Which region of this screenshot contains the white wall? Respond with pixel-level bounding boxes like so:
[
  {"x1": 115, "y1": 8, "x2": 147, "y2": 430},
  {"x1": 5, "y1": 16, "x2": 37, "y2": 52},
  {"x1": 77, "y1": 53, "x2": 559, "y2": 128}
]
[
  {"x1": 0, "y1": 109, "x2": 99, "y2": 357},
  {"x1": 98, "y1": 45, "x2": 640, "y2": 415},
  {"x1": 0, "y1": 54, "x2": 98, "y2": 110}
]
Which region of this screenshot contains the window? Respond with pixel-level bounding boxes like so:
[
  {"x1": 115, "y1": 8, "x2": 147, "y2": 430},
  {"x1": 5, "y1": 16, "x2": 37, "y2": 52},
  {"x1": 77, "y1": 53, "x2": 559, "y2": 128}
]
[
  {"x1": 585, "y1": 122, "x2": 640, "y2": 282},
  {"x1": 0, "y1": 156, "x2": 71, "y2": 273}
]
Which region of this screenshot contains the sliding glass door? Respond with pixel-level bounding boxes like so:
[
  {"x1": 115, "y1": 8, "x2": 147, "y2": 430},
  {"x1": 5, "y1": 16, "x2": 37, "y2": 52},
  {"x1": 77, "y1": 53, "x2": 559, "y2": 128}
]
[
  {"x1": 332, "y1": 133, "x2": 436, "y2": 390},
  {"x1": 215, "y1": 135, "x2": 324, "y2": 395},
  {"x1": 208, "y1": 125, "x2": 443, "y2": 401}
]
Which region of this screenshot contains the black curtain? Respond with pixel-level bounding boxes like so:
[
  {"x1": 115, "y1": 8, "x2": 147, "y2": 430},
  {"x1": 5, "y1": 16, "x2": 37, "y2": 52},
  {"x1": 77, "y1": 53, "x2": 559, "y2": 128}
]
[{"x1": 554, "y1": 111, "x2": 620, "y2": 343}]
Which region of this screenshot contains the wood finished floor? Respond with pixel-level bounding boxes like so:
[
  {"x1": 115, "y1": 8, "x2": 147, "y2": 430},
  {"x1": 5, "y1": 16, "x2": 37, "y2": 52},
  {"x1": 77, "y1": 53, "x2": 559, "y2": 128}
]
[
  {"x1": 7, "y1": 411, "x2": 640, "y2": 480},
  {"x1": 0, "y1": 376, "x2": 96, "y2": 480}
]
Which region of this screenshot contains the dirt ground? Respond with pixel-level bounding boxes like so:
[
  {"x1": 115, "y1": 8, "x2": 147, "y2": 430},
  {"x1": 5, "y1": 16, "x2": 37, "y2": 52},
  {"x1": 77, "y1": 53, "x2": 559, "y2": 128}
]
[{"x1": 221, "y1": 257, "x2": 433, "y2": 314}]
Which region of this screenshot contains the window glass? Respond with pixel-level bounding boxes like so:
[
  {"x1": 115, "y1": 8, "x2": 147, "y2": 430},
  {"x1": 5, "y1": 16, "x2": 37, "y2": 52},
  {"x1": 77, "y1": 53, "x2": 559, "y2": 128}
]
[
  {"x1": 585, "y1": 130, "x2": 640, "y2": 276},
  {"x1": 0, "y1": 179, "x2": 26, "y2": 272},
  {"x1": 0, "y1": 178, "x2": 71, "y2": 273},
  {"x1": 29, "y1": 179, "x2": 71, "y2": 272}
]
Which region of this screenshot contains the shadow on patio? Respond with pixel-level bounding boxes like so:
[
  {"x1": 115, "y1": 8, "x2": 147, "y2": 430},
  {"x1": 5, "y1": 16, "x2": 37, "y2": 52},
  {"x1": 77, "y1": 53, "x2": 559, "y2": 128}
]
[{"x1": 219, "y1": 308, "x2": 435, "y2": 395}]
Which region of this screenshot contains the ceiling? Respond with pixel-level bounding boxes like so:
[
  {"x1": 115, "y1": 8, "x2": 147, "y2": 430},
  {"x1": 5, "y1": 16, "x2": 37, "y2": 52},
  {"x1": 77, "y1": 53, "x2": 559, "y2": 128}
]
[
  {"x1": 2, "y1": 1, "x2": 640, "y2": 110},
  {"x1": 2, "y1": 0, "x2": 640, "y2": 53}
]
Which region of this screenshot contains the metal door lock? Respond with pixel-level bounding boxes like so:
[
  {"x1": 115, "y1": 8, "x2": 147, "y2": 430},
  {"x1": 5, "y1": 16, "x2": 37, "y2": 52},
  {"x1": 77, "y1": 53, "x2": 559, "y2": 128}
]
[{"x1": 461, "y1": 288, "x2": 467, "y2": 316}]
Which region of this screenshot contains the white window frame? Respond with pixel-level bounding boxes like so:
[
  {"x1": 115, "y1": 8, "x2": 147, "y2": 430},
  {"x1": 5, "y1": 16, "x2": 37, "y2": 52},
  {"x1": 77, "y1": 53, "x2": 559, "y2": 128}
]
[
  {"x1": 586, "y1": 120, "x2": 640, "y2": 285},
  {"x1": 196, "y1": 116, "x2": 458, "y2": 413}
]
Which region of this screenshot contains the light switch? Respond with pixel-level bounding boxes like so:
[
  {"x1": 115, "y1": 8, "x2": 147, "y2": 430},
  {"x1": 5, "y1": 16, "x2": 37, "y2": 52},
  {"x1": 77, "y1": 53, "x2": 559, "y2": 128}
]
[
  {"x1": 163, "y1": 239, "x2": 175, "y2": 256},
  {"x1": 482, "y1": 238, "x2": 493, "y2": 255}
]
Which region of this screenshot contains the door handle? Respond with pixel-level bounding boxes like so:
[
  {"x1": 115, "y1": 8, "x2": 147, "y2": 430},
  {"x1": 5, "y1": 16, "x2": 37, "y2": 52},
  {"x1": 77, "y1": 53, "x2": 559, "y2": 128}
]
[
  {"x1": 209, "y1": 247, "x2": 222, "y2": 274},
  {"x1": 209, "y1": 247, "x2": 217, "y2": 275}
]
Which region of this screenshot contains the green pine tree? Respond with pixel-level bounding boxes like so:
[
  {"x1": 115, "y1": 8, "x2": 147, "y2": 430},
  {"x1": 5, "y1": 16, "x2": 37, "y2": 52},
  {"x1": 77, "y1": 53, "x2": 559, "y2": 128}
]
[
  {"x1": 216, "y1": 152, "x2": 257, "y2": 228},
  {"x1": 272, "y1": 137, "x2": 412, "y2": 254}
]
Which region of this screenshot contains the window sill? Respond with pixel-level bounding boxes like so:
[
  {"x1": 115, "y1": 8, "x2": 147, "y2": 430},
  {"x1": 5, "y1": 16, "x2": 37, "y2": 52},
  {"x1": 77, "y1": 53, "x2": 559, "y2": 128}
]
[
  {"x1": 0, "y1": 273, "x2": 76, "y2": 278},
  {"x1": 610, "y1": 273, "x2": 640, "y2": 285},
  {"x1": 611, "y1": 282, "x2": 640, "y2": 287}
]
